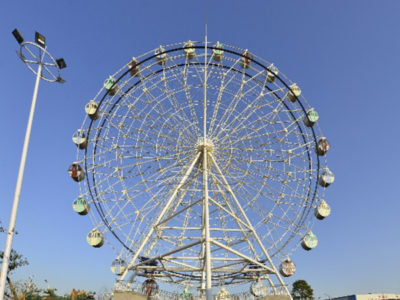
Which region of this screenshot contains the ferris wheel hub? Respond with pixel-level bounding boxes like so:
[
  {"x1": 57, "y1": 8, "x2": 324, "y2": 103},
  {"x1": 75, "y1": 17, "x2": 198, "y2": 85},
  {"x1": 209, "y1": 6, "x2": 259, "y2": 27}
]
[{"x1": 195, "y1": 137, "x2": 215, "y2": 154}]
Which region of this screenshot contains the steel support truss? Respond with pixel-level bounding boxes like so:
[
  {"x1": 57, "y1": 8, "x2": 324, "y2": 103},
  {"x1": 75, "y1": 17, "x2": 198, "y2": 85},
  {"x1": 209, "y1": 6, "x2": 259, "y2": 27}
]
[{"x1": 116, "y1": 149, "x2": 292, "y2": 299}]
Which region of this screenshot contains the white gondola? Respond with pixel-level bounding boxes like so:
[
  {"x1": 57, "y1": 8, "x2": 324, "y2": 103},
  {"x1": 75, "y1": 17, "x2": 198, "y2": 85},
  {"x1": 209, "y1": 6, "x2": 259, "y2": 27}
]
[
  {"x1": 279, "y1": 258, "x2": 296, "y2": 277},
  {"x1": 72, "y1": 129, "x2": 87, "y2": 149},
  {"x1": 287, "y1": 83, "x2": 301, "y2": 102},
  {"x1": 68, "y1": 163, "x2": 85, "y2": 182},
  {"x1": 184, "y1": 40, "x2": 196, "y2": 60},
  {"x1": 301, "y1": 231, "x2": 318, "y2": 250},
  {"x1": 240, "y1": 50, "x2": 253, "y2": 69},
  {"x1": 87, "y1": 229, "x2": 104, "y2": 248},
  {"x1": 266, "y1": 63, "x2": 279, "y2": 83},
  {"x1": 319, "y1": 168, "x2": 335, "y2": 187},
  {"x1": 129, "y1": 57, "x2": 140, "y2": 77},
  {"x1": 85, "y1": 100, "x2": 100, "y2": 120},
  {"x1": 155, "y1": 46, "x2": 167, "y2": 65},
  {"x1": 216, "y1": 287, "x2": 230, "y2": 300},
  {"x1": 212, "y1": 41, "x2": 224, "y2": 61},
  {"x1": 250, "y1": 280, "x2": 267, "y2": 298},
  {"x1": 303, "y1": 108, "x2": 319, "y2": 127},
  {"x1": 315, "y1": 199, "x2": 331, "y2": 220},
  {"x1": 110, "y1": 258, "x2": 127, "y2": 275},
  {"x1": 72, "y1": 197, "x2": 90, "y2": 215},
  {"x1": 104, "y1": 76, "x2": 118, "y2": 96},
  {"x1": 316, "y1": 137, "x2": 330, "y2": 156}
]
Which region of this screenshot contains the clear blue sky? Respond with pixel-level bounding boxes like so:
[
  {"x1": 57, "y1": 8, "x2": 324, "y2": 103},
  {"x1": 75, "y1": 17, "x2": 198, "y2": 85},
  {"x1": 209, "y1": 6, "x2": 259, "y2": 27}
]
[{"x1": 0, "y1": 0, "x2": 399, "y2": 297}]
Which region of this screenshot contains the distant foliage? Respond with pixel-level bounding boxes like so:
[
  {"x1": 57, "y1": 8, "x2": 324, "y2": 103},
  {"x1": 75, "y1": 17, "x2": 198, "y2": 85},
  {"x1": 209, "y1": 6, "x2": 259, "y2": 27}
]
[
  {"x1": 291, "y1": 279, "x2": 314, "y2": 300},
  {"x1": 1, "y1": 222, "x2": 98, "y2": 300}
]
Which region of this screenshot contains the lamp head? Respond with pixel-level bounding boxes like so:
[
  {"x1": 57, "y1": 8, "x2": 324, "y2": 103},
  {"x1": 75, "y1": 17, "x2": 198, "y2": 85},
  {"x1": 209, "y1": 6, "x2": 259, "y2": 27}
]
[
  {"x1": 56, "y1": 58, "x2": 67, "y2": 69},
  {"x1": 35, "y1": 31, "x2": 46, "y2": 48},
  {"x1": 12, "y1": 29, "x2": 24, "y2": 44},
  {"x1": 56, "y1": 76, "x2": 66, "y2": 84}
]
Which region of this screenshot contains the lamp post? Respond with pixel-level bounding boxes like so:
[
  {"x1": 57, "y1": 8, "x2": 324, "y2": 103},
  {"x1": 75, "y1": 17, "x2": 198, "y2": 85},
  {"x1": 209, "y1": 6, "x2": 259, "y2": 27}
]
[{"x1": 0, "y1": 29, "x2": 66, "y2": 300}]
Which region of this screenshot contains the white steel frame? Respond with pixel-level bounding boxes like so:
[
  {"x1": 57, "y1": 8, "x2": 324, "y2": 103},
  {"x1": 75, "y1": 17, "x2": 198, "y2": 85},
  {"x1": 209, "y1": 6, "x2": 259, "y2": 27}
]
[{"x1": 74, "y1": 36, "x2": 330, "y2": 299}]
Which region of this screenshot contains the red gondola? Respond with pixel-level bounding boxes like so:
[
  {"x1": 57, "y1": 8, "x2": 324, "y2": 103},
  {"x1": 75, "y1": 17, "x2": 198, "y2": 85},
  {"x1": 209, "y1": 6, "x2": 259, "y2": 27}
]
[{"x1": 68, "y1": 163, "x2": 85, "y2": 182}]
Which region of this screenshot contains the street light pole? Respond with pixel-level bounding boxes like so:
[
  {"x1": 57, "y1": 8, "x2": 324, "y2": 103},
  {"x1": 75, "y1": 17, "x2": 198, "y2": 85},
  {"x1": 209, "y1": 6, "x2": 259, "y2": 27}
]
[
  {"x1": 0, "y1": 30, "x2": 66, "y2": 300},
  {"x1": 0, "y1": 63, "x2": 42, "y2": 299}
]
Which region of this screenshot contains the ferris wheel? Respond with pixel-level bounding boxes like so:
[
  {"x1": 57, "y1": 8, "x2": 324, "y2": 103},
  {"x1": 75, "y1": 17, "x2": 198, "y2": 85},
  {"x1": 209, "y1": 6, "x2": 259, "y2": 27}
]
[{"x1": 69, "y1": 39, "x2": 333, "y2": 299}]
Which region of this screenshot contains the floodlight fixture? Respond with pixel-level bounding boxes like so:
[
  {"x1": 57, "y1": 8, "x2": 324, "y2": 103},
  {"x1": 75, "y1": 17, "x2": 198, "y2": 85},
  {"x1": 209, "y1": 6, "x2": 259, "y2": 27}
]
[
  {"x1": 56, "y1": 76, "x2": 66, "y2": 83},
  {"x1": 12, "y1": 29, "x2": 24, "y2": 44},
  {"x1": 56, "y1": 58, "x2": 67, "y2": 69},
  {"x1": 35, "y1": 31, "x2": 46, "y2": 48}
]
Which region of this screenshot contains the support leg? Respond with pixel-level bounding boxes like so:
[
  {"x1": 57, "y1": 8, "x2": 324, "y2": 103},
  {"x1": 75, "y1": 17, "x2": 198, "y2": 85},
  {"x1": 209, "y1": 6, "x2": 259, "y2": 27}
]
[
  {"x1": 209, "y1": 154, "x2": 292, "y2": 298},
  {"x1": 118, "y1": 153, "x2": 201, "y2": 283}
]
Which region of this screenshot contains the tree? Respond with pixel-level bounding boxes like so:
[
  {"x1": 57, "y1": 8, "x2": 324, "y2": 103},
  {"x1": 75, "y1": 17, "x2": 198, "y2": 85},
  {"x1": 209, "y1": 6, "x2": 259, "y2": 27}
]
[
  {"x1": 291, "y1": 280, "x2": 314, "y2": 300},
  {"x1": 0, "y1": 221, "x2": 29, "y2": 299},
  {"x1": 13, "y1": 278, "x2": 42, "y2": 300}
]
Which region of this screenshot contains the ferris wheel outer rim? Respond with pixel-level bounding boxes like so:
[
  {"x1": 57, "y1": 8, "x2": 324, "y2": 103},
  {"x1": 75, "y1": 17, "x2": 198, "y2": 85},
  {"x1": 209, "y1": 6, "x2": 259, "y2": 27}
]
[
  {"x1": 83, "y1": 43, "x2": 322, "y2": 254},
  {"x1": 76, "y1": 41, "x2": 327, "y2": 271}
]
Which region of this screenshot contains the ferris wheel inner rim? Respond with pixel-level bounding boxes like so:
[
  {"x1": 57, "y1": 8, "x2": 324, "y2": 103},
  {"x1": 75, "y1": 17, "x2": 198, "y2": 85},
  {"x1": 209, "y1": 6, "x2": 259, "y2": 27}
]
[{"x1": 82, "y1": 43, "x2": 322, "y2": 257}]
